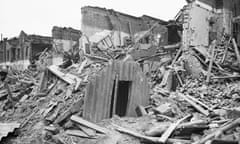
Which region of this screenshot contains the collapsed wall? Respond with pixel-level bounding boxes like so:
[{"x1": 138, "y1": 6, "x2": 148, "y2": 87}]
[
  {"x1": 81, "y1": 6, "x2": 168, "y2": 47},
  {"x1": 52, "y1": 26, "x2": 82, "y2": 52},
  {"x1": 180, "y1": 0, "x2": 239, "y2": 49}
]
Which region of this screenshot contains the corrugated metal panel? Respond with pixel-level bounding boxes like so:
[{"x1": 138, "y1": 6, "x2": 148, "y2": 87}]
[
  {"x1": 84, "y1": 60, "x2": 149, "y2": 122},
  {"x1": 0, "y1": 122, "x2": 20, "y2": 141},
  {"x1": 126, "y1": 63, "x2": 149, "y2": 116}
]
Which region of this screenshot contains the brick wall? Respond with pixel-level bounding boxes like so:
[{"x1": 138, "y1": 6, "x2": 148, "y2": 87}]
[
  {"x1": 81, "y1": 6, "x2": 167, "y2": 40},
  {"x1": 52, "y1": 26, "x2": 81, "y2": 41}
]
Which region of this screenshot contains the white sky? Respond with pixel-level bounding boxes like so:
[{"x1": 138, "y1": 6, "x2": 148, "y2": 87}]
[{"x1": 0, "y1": 0, "x2": 186, "y2": 38}]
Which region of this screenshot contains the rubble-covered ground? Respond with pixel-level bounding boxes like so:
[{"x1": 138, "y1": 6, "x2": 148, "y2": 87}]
[{"x1": 2, "y1": 20, "x2": 240, "y2": 144}]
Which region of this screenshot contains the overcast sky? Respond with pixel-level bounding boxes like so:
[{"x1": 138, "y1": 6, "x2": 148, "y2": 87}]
[{"x1": 0, "y1": 0, "x2": 186, "y2": 38}]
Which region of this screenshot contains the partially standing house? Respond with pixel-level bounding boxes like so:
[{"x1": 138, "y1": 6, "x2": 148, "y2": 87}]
[
  {"x1": 52, "y1": 26, "x2": 82, "y2": 52},
  {"x1": 83, "y1": 60, "x2": 149, "y2": 122},
  {"x1": 80, "y1": 6, "x2": 168, "y2": 53},
  {"x1": 177, "y1": 0, "x2": 239, "y2": 48},
  {"x1": 2, "y1": 31, "x2": 52, "y2": 69}
]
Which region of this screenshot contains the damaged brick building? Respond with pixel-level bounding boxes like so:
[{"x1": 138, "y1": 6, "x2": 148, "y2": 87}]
[
  {"x1": 0, "y1": 31, "x2": 52, "y2": 69},
  {"x1": 80, "y1": 6, "x2": 168, "y2": 52},
  {"x1": 177, "y1": 0, "x2": 240, "y2": 48},
  {"x1": 3, "y1": 1, "x2": 240, "y2": 144},
  {"x1": 52, "y1": 26, "x2": 82, "y2": 52},
  {"x1": 0, "y1": 26, "x2": 81, "y2": 68}
]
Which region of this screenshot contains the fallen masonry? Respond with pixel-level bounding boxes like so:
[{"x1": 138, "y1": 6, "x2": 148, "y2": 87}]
[{"x1": 1, "y1": 0, "x2": 240, "y2": 144}]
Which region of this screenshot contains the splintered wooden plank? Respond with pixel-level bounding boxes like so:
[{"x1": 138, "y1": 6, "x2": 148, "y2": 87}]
[
  {"x1": 48, "y1": 65, "x2": 81, "y2": 85},
  {"x1": 193, "y1": 118, "x2": 240, "y2": 144},
  {"x1": 178, "y1": 93, "x2": 209, "y2": 116},
  {"x1": 206, "y1": 40, "x2": 216, "y2": 84},
  {"x1": 76, "y1": 124, "x2": 96, "y2": 137},
  {"x1": 65, "y1": 130, "x2": 91, "y2": 138},
  {"x1": 232, "y1": 38, "x2": 240, "y2": 64},
  {"x1": 71, "y1": 115, "x2": 108, "y2": 134},
  {"x1": 158, "y1": 114, "x2": 191, "y2": 143},
  {"x1": 113, "y1": 123, "x2": 191, "y2": 144},
  {"x1": 38, "y1": 70, "x2": 48, "y2": 92}
]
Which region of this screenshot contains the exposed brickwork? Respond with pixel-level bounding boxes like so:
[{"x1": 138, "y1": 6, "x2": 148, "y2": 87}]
[
  {"x1": 52, "y1": 26, "x2": 81, "y2": 52},
  {"x1": 0, "y1": 31, "x2": 52, "y2": 63},
  {"x1": 52, "y1": 26, "x2": 82, "y2": 41},
  {"x1": 81, "y1": 6, "x2": 168, "y2": 40}
]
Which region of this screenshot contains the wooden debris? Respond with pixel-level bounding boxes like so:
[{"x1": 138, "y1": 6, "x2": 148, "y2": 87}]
[
  {"x1": 178, "y1": 93, "x2": 209, "y2": 116},
  {"x1": 21, "y1": 108, "x2": 39, "y2": 128},
  {"x1": 48, "y1": 65, "x2": 81, "y2": 85},
  {"x1": 135, "y1": 105, "x2": 148, "y2": 116},
  {"x1": 210, "y1": 139, "x2": 238, "y2": 144},
  {"x1": 4, "y1": 82, "x2": 16, "y2": 103},
  {"x1": 232, "y1": 38, "x2": 240, "y2": 64},
  {"x1": 158, "y1": 114, "x2": 191, "y2": 143},
  {"x1": 65, "y1": 130, "x2": 92, "y2": 138},
  {"x1": 113, "y1": 123, "x2": 191, "y2": 144},
  {"x1": 163, "y1": 42, "x2": 181, "y2": 51},
  {"x1": 77, "y1": 59, "x2": 88, "y2": 74},
  {"x1": 206, "y1": 40, "x2": 216, "y2": 84},
  {"x1": 185, "y1": 94, "x2": 212, "y2": 111},
  {"x1": 171, "y1": 46, "x2": 183, "y2": 66},
  {"x1": 44, "y1": 125, "x2": 59, "y2": 134},
  {"x1": 71, "y1": 115, "x2": 108, "y2": 134},
  {"x1": 134, "y1": 22, "x2": 159, "y2": 44},
  {"x1": 38, "y1": 69, "x2": 48, "y2": 93},
  {"x1": 145, "y1": 120, "x2": 207, "y2": 136},
  {"x1": 193, "y1": 118, "x2": 240, "y2": 144},
  {"x1": 85, "y1": 53, "x2": 109, "y2": 62},
  {"x1": 76, "y1": 124, "x2": 96, "y2": 137},
  {"x1": 213, "y1": 75, "x2": 240, "y2": 79},
  {"x1": 54, "y1": 99, "x2": 83, "y2": 124}
]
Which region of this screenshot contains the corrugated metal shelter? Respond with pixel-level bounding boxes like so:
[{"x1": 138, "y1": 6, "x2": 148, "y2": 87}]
[{"x1": 83, "y1": 60, "x2": 149, "y2": 122}]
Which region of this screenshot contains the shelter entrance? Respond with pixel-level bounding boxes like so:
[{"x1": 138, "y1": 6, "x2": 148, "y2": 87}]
[
  {"x1": 110, "y1": 79, "x2": 132, "y2": 117},
  {"x1": 84, "y1": 61, "x2": 150, "y2": 122}
]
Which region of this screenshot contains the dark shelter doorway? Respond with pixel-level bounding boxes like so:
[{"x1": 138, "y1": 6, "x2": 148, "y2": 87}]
[{"x1": 115, "y1": 81, "x2": 132, "y2": 117}]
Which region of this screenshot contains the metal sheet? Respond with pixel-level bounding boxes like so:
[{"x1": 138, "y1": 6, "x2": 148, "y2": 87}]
[
  {"x1": 0, "y1": 122, "x2": 20, "y2": 141},
  {"x1": 83, "y1": 60, "x2": 150, "y2": 122}
]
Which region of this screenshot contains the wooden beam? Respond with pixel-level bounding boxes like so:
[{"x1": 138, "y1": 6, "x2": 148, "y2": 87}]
[
  {"x1": 134, "y1": 22, "x2": 159, "y2": 43},
  {"x1": 178, "y1": 93, "x2": 209, "y2": 116},
  {"x1": 163, "y1": 42, "x2": 181, "y2": 51},
  {"x1": 113, "y1": 123, "x2": 191, "y2": 144},
  {"x1": 84, "y1": 53, "x2": 109, "y2": 62},
  {"x1": 48, "y1": 65, "x2": 81, "y2": 85},
  {"x1": 158, "y1": 114, "x2": 191, "y2": 143},
  {"x1": 71, "y1": 115, "x2": 109, "y2": 134},
  {"x1": 193, "y1": 118, "x2": 240, "y2": 144},
  {"x1": 171, "y1": 46, "x2": 183, "y2": 66},
  {"x1": 232, "y1": 38, "x2": 240, "y2": 64},
  {"x1": 185, "y1": 94, "x2": 212, "y2": 111},
  {"x1": 206, "y1": 40, "x2": 216, "y2": 84},
  {"x1": 65, "y1": 130, "x2": 91, "y2": 138}
]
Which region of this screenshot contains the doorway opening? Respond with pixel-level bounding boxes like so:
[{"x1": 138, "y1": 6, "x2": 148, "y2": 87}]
[
  {"x1": 115, "y1": 81, "x2": 132, "y2": 116},
  {"x1": 110, "y1": 80, "x2": 132, "y2": 117}
]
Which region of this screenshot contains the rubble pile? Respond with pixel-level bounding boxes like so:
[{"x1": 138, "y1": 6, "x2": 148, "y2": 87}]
[
  {"x1": 2, "y1": 2, "x2": 240, "y2": 144},
  {"x1": 0, "y1": 35, "x2": 240, "y2": 144}
]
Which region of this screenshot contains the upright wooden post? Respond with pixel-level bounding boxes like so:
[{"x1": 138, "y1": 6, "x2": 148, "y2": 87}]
[{"x1": 206, "y1": 40, "x2": 216, "y2": 84}]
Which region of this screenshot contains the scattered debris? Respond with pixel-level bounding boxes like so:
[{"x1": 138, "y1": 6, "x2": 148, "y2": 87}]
[{"x1": 1, "y1": 1, "x2": 240, "y2": 144}]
